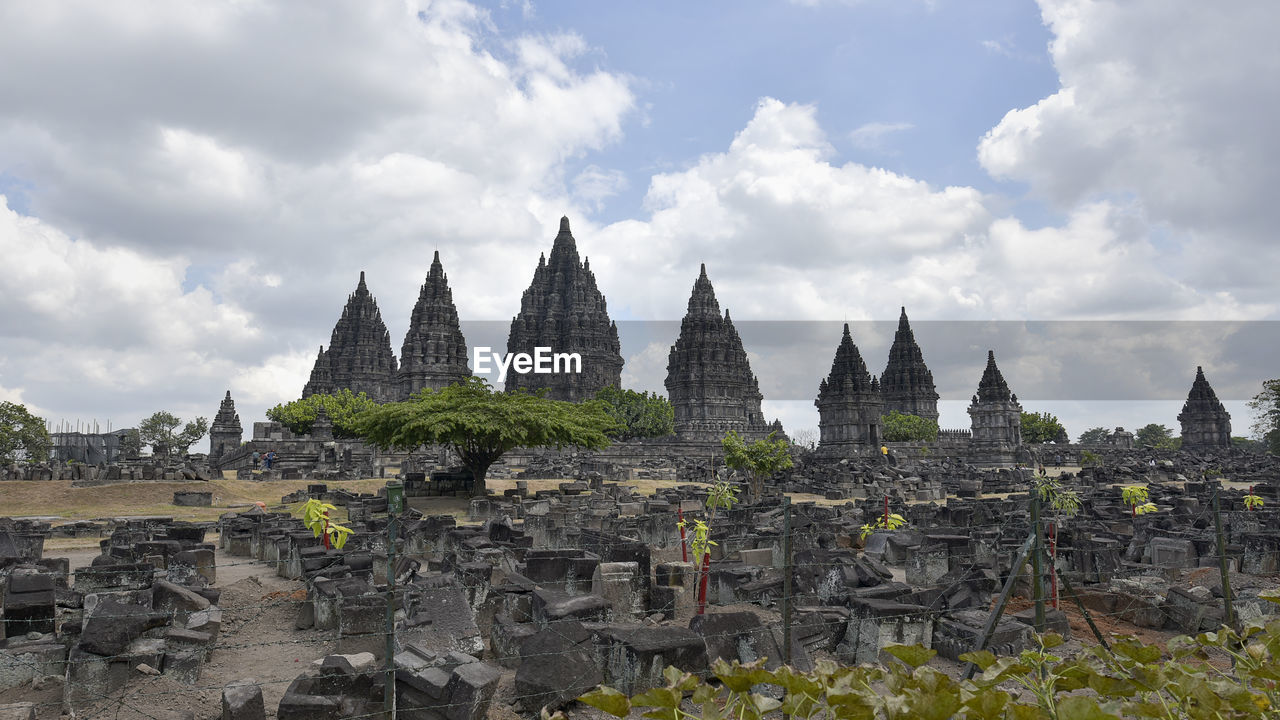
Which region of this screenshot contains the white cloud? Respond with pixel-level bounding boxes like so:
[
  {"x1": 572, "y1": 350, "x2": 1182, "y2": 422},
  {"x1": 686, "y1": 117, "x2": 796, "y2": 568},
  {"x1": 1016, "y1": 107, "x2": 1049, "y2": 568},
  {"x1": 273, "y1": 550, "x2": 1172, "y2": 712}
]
[
  {"x1": 978, "y1": 0, "x2": 1280, "y2": 303},
  {"x1": 849, "y1": 121, "x2": 915, "y2": 152}
]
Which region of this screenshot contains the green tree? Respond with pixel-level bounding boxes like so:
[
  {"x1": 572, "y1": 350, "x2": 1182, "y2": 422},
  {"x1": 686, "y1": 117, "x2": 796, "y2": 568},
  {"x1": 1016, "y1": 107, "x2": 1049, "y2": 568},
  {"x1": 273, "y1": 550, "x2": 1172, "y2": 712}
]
[
  {"x1": 0, "y1": 401, "x2": 51, "y2": 463},
  {"x1": 118, "y1": 429, "x2": 143, "y2": 459},
  {"x1": 266, "y1": 389, "x2": 379, "y2": 437},
  {"x1": 1247, "y1": 378, "x2": 1280, "y2": 454},
  {"x1": 881, "y1": 411, "x2": 939, "y2": 442},
  {"x1": 1077, "y1": 426, "x2": 1110, "y2": 445},
  {"x1": 1020, "y1": 411, "x2": 1067, "y2": 444},
  {"x1": 722, "y1": 430, "x2": 793, "y2": 503},
  {"x1": 137, "y1": 411, "x2": 209, "y2": 459},
  {"x1": 1135, "y1": 422, "x2": 1177, "y2": 449},
  {"x1": 592, "y1": 387, "x2": 675, "y2": 440},
  {"x1": 351, "y1": 376, "x2": 616, "y2": 496}
]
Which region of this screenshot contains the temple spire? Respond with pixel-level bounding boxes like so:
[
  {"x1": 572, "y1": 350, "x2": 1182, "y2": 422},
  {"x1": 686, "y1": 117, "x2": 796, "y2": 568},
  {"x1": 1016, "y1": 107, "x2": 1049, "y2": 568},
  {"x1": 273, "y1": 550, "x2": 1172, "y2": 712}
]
[
  {"x1": 666, "y1": 265, "x2": 769, "y2": 443},
  {"x1": 881, "y1": 306, "x2": 938, "y2": 421},
  {"x1": 398, "y1": 251, "x2": 470, "y2": 397},
  {"x1": 506, "y1": 215, "x2": 622, "y2": 400},
  {"x1": 303, "y1": 272, "x2": 399, "y2": 402}
]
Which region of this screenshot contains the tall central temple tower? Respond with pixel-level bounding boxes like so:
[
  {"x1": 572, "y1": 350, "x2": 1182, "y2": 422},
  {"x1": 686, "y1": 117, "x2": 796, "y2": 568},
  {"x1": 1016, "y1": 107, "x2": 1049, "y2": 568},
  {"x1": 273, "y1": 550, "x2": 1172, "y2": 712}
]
[
  {"x1": 880, "y1": 307, "x2": 939, "y2": 422},
  {"x1": 665, "y1": 264, "x2": 771, "y2": 442},
  {"x1": 505, "y1": 217, "x2": 623, "y2": 400}
]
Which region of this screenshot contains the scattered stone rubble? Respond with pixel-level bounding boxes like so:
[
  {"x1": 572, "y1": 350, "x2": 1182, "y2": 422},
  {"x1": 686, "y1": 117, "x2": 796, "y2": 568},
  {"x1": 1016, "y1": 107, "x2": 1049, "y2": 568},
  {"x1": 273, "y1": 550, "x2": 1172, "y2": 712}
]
[{"x1": 1, "y1": 449, "x2": 1277, "y2": 718}]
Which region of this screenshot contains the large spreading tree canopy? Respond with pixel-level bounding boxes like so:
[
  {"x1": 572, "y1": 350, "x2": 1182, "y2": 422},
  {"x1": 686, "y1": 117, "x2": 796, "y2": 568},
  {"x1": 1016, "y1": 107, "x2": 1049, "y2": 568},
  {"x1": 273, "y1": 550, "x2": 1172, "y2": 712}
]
[
  {"x1": 351, "y1": 376, "x2": 617, "y2": 496},
  {"x1": 0, "y1": 401, "x2": 51, "y2": 463}
]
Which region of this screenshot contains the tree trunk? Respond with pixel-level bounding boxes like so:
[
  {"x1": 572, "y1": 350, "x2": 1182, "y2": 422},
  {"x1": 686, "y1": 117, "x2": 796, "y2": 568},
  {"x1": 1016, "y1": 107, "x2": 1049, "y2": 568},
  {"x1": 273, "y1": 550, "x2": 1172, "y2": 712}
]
[{"x1": 469, "y1": 462, "x2": 490, "y2": 497}]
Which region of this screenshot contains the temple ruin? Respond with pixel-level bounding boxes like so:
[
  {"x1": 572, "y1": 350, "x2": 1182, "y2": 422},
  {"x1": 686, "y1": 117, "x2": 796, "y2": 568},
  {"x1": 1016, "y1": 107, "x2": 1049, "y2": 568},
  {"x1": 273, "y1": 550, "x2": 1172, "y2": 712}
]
[
  {"x1": 302, "y1": 272, "x2": 400, "y2": 403},
  {"x1": 397, "y1": 251, "x2": 471, "y2": 398},
  {"x1": 664, "y1": 265, "x2": 773, "y2": 443},
  {"x1": 879, "y1": 307, "x2": 939, "y2": 422},
  {"x1": 505, "y1": 217, "x2": 623, "y2": 401},
  {"x1": 1178, "y1": 366, "x2": 1233, "y2": 449},
  {"x1": 815, "y1": 324, "x2": 883, "y2": 453}
]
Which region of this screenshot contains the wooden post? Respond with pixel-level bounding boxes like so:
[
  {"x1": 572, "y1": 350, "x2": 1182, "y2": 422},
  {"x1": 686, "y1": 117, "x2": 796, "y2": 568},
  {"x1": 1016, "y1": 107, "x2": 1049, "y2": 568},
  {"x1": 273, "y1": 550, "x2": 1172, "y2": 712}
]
[
  {"x1": 1213, "y1": 489, "x2": 1237, "y2": 631},
  {"x1": 1031, "y1": 490, "x2": 1046, "y2": 633},
  {"x1": 964, "y1": 533, "x2": 1035, "y2": 680}
]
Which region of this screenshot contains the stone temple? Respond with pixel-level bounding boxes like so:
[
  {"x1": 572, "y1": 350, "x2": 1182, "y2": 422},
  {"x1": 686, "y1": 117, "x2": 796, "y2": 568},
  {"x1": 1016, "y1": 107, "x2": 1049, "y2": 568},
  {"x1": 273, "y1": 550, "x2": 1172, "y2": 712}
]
[
  {"x1": 665, "y1": 264, "x2": 772, "y2": 443},
  {"x1": 505, "y1": 217, "x2": 623, "y2": 401},
  {"x1": 397, "y1": 251, "x2": 470, "y2": 398},
  {"x1": 208, "y1": 391, "x2": 242, "y2": 466},
  {"x1": 967, "y1": 350, "x2": 1022, "y2": 460},
  {"x1": 302, "y1": 272, "x2": 400, "y2": 403},
  {"x1": 816, "y1": 324, "x2": 883, "y2": 452},
  {"x1": 880, "y1": 307, "x2": 939, "y2": 422},
  {"x1": 1178, "y1": 366, "x2": 1232, "y2": 449}
]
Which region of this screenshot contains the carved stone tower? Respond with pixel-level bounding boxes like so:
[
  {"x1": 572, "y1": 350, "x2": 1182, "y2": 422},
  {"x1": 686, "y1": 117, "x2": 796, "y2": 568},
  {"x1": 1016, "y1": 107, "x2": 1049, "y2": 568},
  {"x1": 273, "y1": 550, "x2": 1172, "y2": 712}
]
[
  {"x1": 398, "y1": 251, "x2": 470, "y2": 398},
  {"x1": 208, "y1": 390, "x2": 242, "y2": 466},
  {"x1": 1178, "y1": 366, "x2": 1232, "y2": 449},
  {"x1": 816, "y1": 324, "x2": 884, "y2": 453},
  {"x1": 302, "y1": 271, "x2": 400, "y2": 402},
  {"x1": 505, "y1": 217, "x2": 623, "y2": 400},
  {"x1": 880, "y1": 307, "x2": 939, "y2": 422},
  {"x1": 665, "y1": 264, "x2": 770, "y2": 443},
  {"x1": 967, "y1": 350, "x2": 1023, "y2": 453}
]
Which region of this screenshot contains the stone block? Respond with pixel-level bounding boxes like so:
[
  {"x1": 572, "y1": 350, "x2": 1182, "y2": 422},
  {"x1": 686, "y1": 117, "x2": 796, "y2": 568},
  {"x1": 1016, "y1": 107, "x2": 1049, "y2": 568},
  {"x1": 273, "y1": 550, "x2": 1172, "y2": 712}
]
[
  {"x1": 515, "y1": 621, "x2": 602, "y2": 712},
  {"x1": 444, "y1": 662, "x2": 502, "y2": 720},
  {"x1": 739, "y1": 548, "x2": 774, "y2": 566},
  {"x1": 0, "y1": 703, "x2": 36, "y2": 720},
  {"x1": 222, "y1": 679, "x2": 265, "y2": 720},
  {"x1": 595, "y1": 624, "x2": 709, "y2": 694}
]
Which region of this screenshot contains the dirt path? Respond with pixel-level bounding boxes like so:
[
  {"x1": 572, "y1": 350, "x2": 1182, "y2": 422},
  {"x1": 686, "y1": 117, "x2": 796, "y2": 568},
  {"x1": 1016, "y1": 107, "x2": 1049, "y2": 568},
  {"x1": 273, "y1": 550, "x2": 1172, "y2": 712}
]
[{"x1": 6, "y1": 547, "x2": 335, "y2": 719}]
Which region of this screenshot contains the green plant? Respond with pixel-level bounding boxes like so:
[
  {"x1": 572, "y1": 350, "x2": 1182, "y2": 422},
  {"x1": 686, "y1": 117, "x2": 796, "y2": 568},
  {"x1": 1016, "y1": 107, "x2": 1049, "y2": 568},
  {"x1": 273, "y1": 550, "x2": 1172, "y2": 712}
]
[
  {"x1": 859, "y1": 512, "x2": 907, "y2": 540},
  {"x1": 300, "y1": 498, "x2": 353, "y2": 550},
  {"x1": 1247, "y1": 378, "x2": 1280, "y2": 454},
  {"x1": 352, "y1": 376, "x2": 616, "y2": 496},
  {"x1": 593, "y1": 387, "x2": 675, "y2": 440},
  {"x1": 579, "y1": 601, "x2": 1280, "y2": 720},
  {"x1": 1078, "y1": 426, "x2": 1111, "y2": 445},
  {"x1": 722, "y1": 431, "x2": 793, "y2": 503},
  {"x1": 1080, "y1": 450, "x2": 1101, "y2": 467},
  {"x1": 882, "y1": 411, "x2": 939, "y2": 442},
  {"x1": 1021, "y1": 411, "x2": 1068, "y2": 444},
  {"x1": 1121, "y1": 484, "x2": 1158, "y2": 517},
  {"x1": 682, "y1": 518, "x2": 714, "y2": 562},
  {"x1": 1244, "y1": 491, "x2": 1265, "y2": 511},
  {"x1": 1036, "y1": 476, "x2": 1082, "y2": 518},
  {"x1": 266, "y1": 389, "x2": 379, "y2": 437},
  {"x1": 137, "y1": 411, "x2": 208, "y2": 458},
  {"x1": 0, "y1": 401, "x2": 52, "y2": 463}
]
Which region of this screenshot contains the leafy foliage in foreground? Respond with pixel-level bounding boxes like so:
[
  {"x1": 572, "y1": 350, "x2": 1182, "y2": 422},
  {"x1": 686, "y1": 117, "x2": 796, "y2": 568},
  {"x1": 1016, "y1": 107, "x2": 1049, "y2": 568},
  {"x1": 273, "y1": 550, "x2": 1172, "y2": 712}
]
[{"x1": 579, "y1": 610, "x2": 1280, "y2": 720}]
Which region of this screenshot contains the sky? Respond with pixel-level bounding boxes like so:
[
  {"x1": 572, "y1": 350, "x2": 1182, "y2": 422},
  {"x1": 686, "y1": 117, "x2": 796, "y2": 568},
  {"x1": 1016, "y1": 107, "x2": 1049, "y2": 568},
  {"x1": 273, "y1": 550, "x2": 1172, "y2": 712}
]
[{"x1": 0, "y1": 0, "x2": 1276, "y2": 443}]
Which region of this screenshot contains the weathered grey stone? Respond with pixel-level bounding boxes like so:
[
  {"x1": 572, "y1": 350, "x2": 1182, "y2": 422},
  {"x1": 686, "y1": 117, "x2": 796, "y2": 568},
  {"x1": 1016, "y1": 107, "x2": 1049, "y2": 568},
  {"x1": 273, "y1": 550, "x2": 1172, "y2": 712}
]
[
  {"x1": 222, "y1": 679, "x2": 265, "y2": 720},
  {"x1": 515, "y1": 621, "x2": 602, "y2": 712}
]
